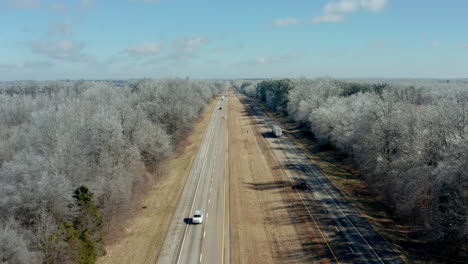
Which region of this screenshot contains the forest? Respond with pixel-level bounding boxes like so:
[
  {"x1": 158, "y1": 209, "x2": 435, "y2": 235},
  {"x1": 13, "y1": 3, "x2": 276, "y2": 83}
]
[
  {"x1": 236, "y1": 78, "x2": 468, "y2": 257},
  {"x1": 0, "y1": 79, "x2": 223, "y2": 263}
]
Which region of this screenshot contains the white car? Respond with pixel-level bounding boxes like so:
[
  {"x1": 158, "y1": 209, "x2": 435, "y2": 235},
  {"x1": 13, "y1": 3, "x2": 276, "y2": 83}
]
[{"x1": 192, "y1": 210, "x2": 203, "y2": 224}]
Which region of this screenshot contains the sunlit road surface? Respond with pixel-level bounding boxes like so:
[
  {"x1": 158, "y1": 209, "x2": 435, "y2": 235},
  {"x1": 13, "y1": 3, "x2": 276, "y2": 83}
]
[{"x1": 157, "y1": 97, "x2": 229, "y2": 264}]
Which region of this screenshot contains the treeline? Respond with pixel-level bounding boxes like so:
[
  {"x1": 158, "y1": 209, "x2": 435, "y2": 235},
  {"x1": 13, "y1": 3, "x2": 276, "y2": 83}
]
[
  {"x1": 0, "y1": 79, "x2": 223, "y2": 263},
  {"x1": 236, "y1": 78, "x2": 467, "y2": 256}
]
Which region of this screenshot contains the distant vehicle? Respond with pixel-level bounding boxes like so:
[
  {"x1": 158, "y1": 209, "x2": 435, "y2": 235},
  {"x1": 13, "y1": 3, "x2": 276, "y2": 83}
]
[
  {"x1": 221, "y1": 96, "x2": 225, "y2": 100},
  {"x1": 296, "y1": 179, "x2": 308, "y2": 190},
  {"x1": 219, "y1": 107, "x2": 222, "y2": 110},
  {"x1": 258, "y1": 120, "x2": 265, "y2": 124},
  {"x1": 271, "y1": 124, "x2": 282, "y2": 137},
  {"x1": 192, "y1": 210, "x2": 203, "y2": 224}
]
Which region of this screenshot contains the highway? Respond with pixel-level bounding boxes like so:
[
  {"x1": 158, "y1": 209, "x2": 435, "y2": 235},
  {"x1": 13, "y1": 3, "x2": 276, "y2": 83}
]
[
  {"x1": 242, "y1": 93, "x2": 403, "y2": 264},
  {"x1": 157, "y1": 90, "x2": 403, "y2": 264},
  {"x1": 157, "y1": 97, "x2": 230, "y2": 264}
]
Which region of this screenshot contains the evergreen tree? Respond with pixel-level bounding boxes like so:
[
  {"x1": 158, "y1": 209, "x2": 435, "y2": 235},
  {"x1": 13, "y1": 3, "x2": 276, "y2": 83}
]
[{"x1": 61, "y1": 186, "x2": 105, "y2": 264}]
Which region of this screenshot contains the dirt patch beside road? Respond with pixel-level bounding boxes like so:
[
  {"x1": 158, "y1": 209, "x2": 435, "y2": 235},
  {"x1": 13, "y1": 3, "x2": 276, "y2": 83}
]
[
  {"x1": 97, "y1": 99, "x2": 217, "y2": 264},
  {"x1": 228, "y1": 90, "x2": 332, "y2": 264}
]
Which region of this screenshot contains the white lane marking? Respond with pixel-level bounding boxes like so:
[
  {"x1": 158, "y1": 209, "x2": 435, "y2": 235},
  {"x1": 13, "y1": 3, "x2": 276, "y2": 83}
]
[
  {"x1": 335, "y1": 226, "x2": 340, "y2": 232},
  {"x1": 208, "y1": 199, "x2": 210, "y2": 204},
  {"x1": 291, "y1": 148, "x2": 384, "y2": 263},
  {"x1": 203, "y1": 231, "x2": 206, "y2": 238},
  {"x1": 274, "y1": 129, "x2": 384, "y2": 263},
  {"x1": 206, "y1": 213, "x2": 209, "y2": 218},
  {"x1": 200, "y1": 253, "x2": 203, "y2": 263},
  {"x1": 210, "y1": 187, "x2": 212, "y2": 192},
  {"x1": 350, "y1": 246, "x2": 356, "y2": 254},
  {"x1": 176, "y1": 103, "x2": 218, "y2": 264},
  {"x1": 212, "y1": 177, "x2": 213, "y2": 182}
]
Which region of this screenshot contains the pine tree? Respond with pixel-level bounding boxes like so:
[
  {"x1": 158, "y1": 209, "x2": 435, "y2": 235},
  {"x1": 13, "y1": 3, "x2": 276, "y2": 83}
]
[{"x1": 61, "y1": 186, "x2": 105, "y2": 264}]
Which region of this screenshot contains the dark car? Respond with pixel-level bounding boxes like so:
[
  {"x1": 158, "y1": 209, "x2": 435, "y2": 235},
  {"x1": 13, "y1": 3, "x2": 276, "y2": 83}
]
[
  {"x1": 219, "y1": 107, "x2": 222, "y2": 110},
  {"x1": 296, "y1": 179, "x2": 308, "y2": 190}
]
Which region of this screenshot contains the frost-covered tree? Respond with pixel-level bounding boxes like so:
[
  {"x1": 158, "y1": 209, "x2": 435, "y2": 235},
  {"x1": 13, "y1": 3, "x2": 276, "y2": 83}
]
[
  {"x1": 0, "y1": 220, "x2": 39, "y2": 264},
  {"x1": 0, "y1": 78, "x2": 222, "y2": 263},
  {"x1": 239, "y1": 77, "x2": 467, "y2": 254}
]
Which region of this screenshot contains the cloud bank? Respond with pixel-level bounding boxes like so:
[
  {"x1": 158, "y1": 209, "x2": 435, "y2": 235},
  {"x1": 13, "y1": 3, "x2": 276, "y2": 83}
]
[{"x1": 313, "y1": 0, "x2": 388, "y2": 24}]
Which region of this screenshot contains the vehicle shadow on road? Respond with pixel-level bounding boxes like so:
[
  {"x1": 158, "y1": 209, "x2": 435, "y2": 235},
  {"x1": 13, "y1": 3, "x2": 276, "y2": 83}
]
[
  {"x1": 261, "y1": 132, "x2": 276, "y2": 138},
  {"x1": 183, "y1": 218, "x2": 191, "y2": 225}
]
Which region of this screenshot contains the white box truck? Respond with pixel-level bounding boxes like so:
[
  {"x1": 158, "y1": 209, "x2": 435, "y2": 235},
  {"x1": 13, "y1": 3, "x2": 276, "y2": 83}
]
[{"x1": 271, "y1": 124, "x2": 282, "y2": 137}]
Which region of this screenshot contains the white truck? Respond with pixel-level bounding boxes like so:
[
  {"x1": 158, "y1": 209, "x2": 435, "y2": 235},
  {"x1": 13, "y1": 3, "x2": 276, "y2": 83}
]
[
  {"x1": 271, "y1": 124, "x2": 282, "y2": 137},
  {"x1": 221, "y1": 95, "x2": 225, "y2": 100}
]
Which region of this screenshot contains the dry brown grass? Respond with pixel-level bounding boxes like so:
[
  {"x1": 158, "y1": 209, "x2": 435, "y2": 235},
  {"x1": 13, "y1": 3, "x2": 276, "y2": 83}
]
[{"x1": 229, "y1": 90, "x2": 333, "y2": 264}]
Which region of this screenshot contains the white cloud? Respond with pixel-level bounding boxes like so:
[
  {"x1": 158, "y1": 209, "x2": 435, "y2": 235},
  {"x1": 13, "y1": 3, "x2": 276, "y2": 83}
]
[
  {"x1": 127, "y1": 42, "x2": 162, "y2": 56},
  {"x1": 2, "y1": 0, "x2": 91, "y2": 11},
  {"x1": 32, "y1": 39, "x2": 90, "y2": 62},
  {"x1": 313, "y1": 13, "x2": 345, "y2": 24},
  {"x1": 174, "y1": 35, "x2": 210, "y2": 54},
  {"x1": 211, "y1": 43, "x2": 244, "y2": 53},
  {"x1": 148, "y1": 35, "x2": 211, "y2": 63},
  {"x1": 324, "y1": 0, "x2": 359, "y2": 14},
  {"x1": 360, "y1": 0, "x2": 388, "y2": 12},
  {"x1": 48, "y1": 22, "x2": 73, "y2": 36},
  {"x1": 2, "y1": 0, "x2": 41, "y2": 10},
  {"x1": 313, "y1": 0, "x2": 388, "y2": 24},
  {"x1": 80, "y1": 0, "x2": 95, "y2": 9},
  {"x1": 49, "y1": 3, "x2": 68, "y2": 12},
  {"x1": 431, "y1": 41, "x2": 440, "y2": 47},
  {"x1": 3, "y1": 1, "x2": 90, "y2": 12},
  {"x1": 255, "y1": 57, "x2": 268, "y2": 64},
  {"x1": 274, "y1": 17, "x2": 301, "y2": 27}
]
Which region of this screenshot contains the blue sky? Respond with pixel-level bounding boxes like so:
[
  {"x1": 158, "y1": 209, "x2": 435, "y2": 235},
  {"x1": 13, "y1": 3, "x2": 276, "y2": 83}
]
[{"x1": 0, "y1": 0, "x2": 467, "y2": 80}]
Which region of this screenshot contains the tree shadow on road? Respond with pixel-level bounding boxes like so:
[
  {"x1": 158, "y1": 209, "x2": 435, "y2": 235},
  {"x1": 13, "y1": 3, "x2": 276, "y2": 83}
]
[{"x1": 244, "y1": 180, "x2": 290, "y2": 191}]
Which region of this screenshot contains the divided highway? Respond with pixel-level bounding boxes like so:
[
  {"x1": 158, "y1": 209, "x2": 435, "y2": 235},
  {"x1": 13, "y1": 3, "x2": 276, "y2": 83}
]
[
  {"x1": 157, "y1": 97, "x2": 229, "y2": 264},
  {"x1": 156, "y1": 90, "x2": 403, "y2": 264}
]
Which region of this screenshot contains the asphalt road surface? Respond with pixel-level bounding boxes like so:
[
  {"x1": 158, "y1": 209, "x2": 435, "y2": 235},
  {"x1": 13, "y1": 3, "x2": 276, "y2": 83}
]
[
  {"x1": 243, "y1": 93, "x2": 403, "y2": 264},
  {"x1": 157, "y1": 97, "x2": 229, "y2": 264},
  {"x1": 157, "y1": 91, "x2": 403, "y2": 264}
]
